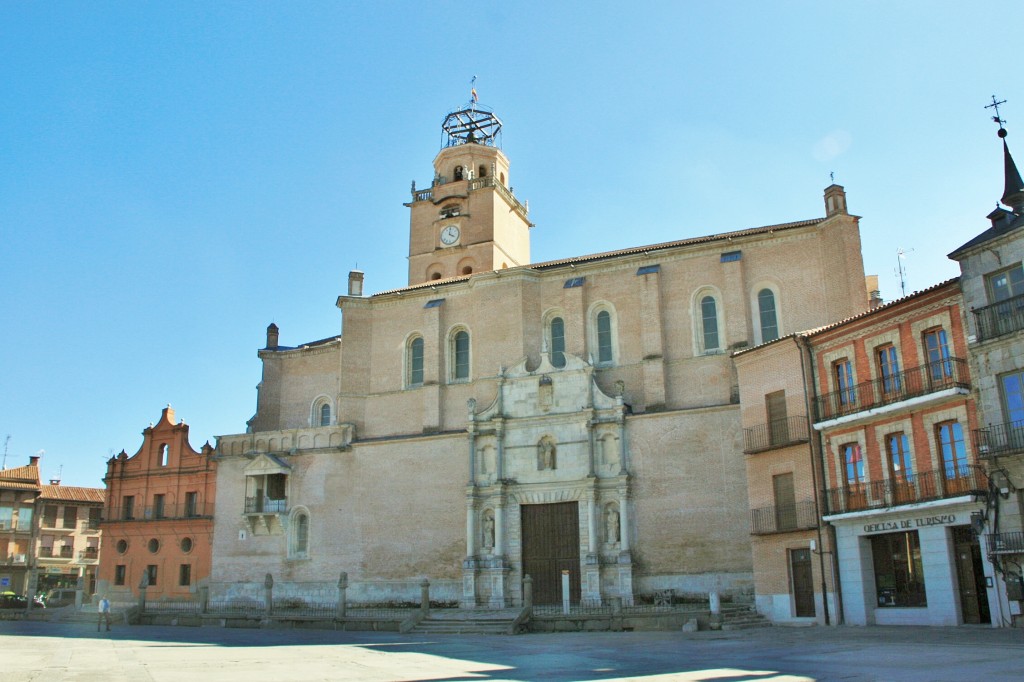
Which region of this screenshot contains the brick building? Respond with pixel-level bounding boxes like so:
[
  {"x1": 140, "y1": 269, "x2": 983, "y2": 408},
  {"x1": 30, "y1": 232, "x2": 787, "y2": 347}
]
[
  {"x1": 211, "y1": 102, "x2": 870, "y2": 607},
  {"x1": 36, "y1": 483, "x2": 105, "y2": 597},
  {"x1": 0, "y1": 456, "x2": 41, "y2": 595},
  {"x1": 98, "y1": 407, "x2": 216, "y2": 601}
]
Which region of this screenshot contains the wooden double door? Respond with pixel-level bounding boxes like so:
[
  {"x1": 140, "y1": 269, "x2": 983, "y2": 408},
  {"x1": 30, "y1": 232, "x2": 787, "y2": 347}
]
[{"x1": 521, "y1": 502, "x2": 582, "y2": 605}]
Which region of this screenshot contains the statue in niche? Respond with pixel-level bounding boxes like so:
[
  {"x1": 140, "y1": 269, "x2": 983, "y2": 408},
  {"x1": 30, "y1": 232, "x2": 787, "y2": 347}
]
[
  {"x1": 482, "y1": 511, "x2": 495, "y2": 550},
  {"x1": 537, "y1": 438, "x2": 556, "y2": 470},
  {"x1": 606, "y1": 506, "x2": 620, "y2": 544}
]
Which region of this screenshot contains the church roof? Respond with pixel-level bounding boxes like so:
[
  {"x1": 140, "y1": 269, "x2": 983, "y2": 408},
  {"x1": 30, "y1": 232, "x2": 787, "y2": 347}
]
[{"x1": 373, "y1": 217, "x2": 827, "y2": 297}]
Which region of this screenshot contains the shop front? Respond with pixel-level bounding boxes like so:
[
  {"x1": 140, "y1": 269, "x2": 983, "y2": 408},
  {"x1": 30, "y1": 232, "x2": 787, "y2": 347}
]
[{"x1": 827, "y1": 498, "x2": 995, "y2": 626}]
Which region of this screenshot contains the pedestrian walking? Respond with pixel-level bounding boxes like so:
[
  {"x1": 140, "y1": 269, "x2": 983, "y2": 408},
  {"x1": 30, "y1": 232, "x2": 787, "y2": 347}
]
[{"x1": 97, "y1": 596, "x2": 111, "y2": 632}]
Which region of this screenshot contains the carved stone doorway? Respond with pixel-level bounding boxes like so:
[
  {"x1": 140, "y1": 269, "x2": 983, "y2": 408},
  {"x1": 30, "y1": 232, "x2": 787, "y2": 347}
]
[{"x1": 521, "y1": 502, "x2": 581, "y2": 605}]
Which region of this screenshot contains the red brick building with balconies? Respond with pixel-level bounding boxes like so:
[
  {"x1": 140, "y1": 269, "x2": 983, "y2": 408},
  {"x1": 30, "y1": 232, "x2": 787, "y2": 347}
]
[{"x1": 97, "y1": 407, "x2": 216, "y2": 602}]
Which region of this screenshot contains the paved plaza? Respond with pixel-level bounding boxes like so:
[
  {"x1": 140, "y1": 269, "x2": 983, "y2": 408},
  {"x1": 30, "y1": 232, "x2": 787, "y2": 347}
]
[{"x1": 1, "y1": 620, "x2": 1022, "y2": 682}]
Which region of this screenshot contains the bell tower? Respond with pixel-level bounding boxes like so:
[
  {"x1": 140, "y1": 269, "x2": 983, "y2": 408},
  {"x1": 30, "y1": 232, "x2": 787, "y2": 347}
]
[{"x1": 406, "y1": 103, "x2": 532, "y2": 286}]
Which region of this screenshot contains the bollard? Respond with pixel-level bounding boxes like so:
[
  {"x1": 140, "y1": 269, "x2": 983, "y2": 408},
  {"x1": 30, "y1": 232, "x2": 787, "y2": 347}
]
[
  {"x1": 420, "y1": 578, "x2": 430, "y2": 616},
  {"x1": 199, "y1": 585, "x2": 209, "y2": 614},
  {"x1": 561, "y1": 570, "x2": 571, "y2": 615},
  {"x1": 523, "y1": 575, "x2": 533, "y2": 609},
  {"x1": 264, "y1": 573, "x2": 274, "y2": 615},
  {"x1": 337, "y1": 571, "x2": 348, "y2": 619}
]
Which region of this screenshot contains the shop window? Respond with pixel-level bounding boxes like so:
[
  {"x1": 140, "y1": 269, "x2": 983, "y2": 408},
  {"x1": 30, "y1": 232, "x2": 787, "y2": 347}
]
[{"x1": 871, "y1": 531, "x2": 926, "y2": 607}]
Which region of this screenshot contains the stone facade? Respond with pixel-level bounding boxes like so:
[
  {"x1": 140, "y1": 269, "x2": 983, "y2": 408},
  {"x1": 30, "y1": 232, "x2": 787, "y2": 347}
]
[{"x1": 211, "y1": 106, "x2": 869, "y2": 607}]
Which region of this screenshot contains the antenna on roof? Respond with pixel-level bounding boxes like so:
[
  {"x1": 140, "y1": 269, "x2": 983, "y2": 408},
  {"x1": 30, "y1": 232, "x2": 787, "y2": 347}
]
[
  {"x1": 2, "y1": 435, "x2": 9, "y2": 469},
  {"x1": 895, "y1": 248, "x2": 913, "y2": 297}
]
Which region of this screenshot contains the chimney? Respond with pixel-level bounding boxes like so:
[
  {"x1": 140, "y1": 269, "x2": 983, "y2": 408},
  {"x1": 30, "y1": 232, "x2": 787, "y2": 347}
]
[
  {"x1": 348, "y1": 270, "x2": 365, "y2": 297},
  {"x1": 266, "y1": 323, "x2": 279, "y2": 349},
  {"x1": 824, "y1": 184, "x2": 848, "y2": 217},
  {"x1": 29, "y1": 455, "x2": 40, "y2": 466}
]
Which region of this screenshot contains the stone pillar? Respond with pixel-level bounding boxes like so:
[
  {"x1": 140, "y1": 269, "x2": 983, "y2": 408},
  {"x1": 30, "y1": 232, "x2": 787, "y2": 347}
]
[
  {"x1": 467, "y1": 399, "x2": 477, "y2": 485},
  {"x1": 199, "y1": 585, "x2": 209, "y2": 614},
  {"x1": 494, "y1": 497, "x2": 505, "y2": 557},
  {"x1": 466, "y1": 497, "x2": 478, "y2": 557},
  {"x1": 618, "y1": 490, "x2": 630, "y2": 552},
  {"x1": 495, "y1": 422, "x2": 505, "y2": 480},
  {"x1": 420, "y1": 578, "x2": 430, "y2": 616},
  {"x1": 617, "y1": 405, "x2": 628, "y2": 476},
  {"x1": 587, "y1": 419, "x2": 597, "y2": 477},
  {"x1": 264, "y1": 573, "x2": 274, "y2": 615},
  {"x1": 584, "y1": 493, "x2": 602, "y2": 604},
  {"x1": 617, "y1": 482, "x2": 634, "y2": 606},
  {"x1": 336, "y1": 572, "x2": 348, "y2": 619},
  {"x1": 523, "y1": 575, "x2": 533, "y2": 609}
]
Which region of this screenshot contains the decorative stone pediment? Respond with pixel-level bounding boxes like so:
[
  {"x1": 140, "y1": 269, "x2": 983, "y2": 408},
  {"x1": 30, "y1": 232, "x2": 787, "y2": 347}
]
[{"x1": 244, "y1": 453, "x2": 290, "y2": 476}]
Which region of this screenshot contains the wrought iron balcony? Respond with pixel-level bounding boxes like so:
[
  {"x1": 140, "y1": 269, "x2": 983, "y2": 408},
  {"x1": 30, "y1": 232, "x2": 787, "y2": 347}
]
[
  {"x1": 815, "y1": 358, "x2": 969, "y2": 423},
  {"x1": 244, "y1": 497, "x2": 288, "y2": 514},
  {"x1": 974, "y1": 420, "x2": 1024, "y2": 458},
  {"x1": 743, "y1": 416, "x2": 810, "y2": 454},
  {"x1": 824, "y1": 464, "x2": 987, "y2": 515},
  {"x1": 750, "y1": 500, "x2": 819, "y2": 535},
  {"x1": 38, "y1": 546, "x2": 54, "y2": 558},
  {"x1": 78, "y1": 547, "x2": 99, "y2": 561},
  {"x1": 973, "y1": 293, "x2": 1024, "y2": 341},
  {"x1": 988, "y1": 531, "x2": 1024, "y2": 554},
  {"x1": 79, "y1": 519, "x2": 101, "y2": 532},
  {"x1": 58, "y1": 546, "x2": 74, "y2": 558},
  {"x1": 1, "y1": 553, "x2": 26, "y2": 565}
]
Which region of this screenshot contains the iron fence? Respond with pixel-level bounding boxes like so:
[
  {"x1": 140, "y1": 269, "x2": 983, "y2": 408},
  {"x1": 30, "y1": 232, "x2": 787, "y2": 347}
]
[
  {"x1": 244, "y1": 497, "x2": 287, "y2": 514},
  {"x1": 825, "y1": 464, "x2": 987, "y2": 514},
  {"x1": 974, "y1": 420, "x2": 1024, "y2": 458},
  {"x1": 989, "y1": 531, "x2": 1024, "y2": 554},
  {"x1": 749, "y1": 500, "x2": 818, "y2": 534},
  {"x1": 103, "y1": 501, "x2": 214, "y2": 522},
  {"x1": 815, "y1": 358, "x2": 969, "y2": 422},
  {"x1": 973, "y1": 293, "x2": 1024, "y2": 341},
  {"x1": 743, "y1": 417, "x2": 810, "y2": 454}
]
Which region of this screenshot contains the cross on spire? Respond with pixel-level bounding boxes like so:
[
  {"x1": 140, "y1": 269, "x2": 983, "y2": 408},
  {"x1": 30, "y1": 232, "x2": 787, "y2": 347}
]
[{"x1": 987, "y1": 95, "x2": 1008, "y2": 134}]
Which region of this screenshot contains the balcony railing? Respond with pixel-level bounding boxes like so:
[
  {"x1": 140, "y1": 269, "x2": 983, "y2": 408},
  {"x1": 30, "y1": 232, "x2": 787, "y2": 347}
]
[
  {"x1": 988, "y1": 531, "x2": 1024, "y2": 554},
  {"x1": 1, "y1": 554, "x2": 27, "y2": 565},
  {"x1": 743, "y1": 416, "x2": 810, "y2": 454},
  {"x1": 79, "y1": 519, "x2": 101, "y2": 532},
  {"x1": 103, "y1": 501, "x2": 213, "y2": 522},
  {"x1": 38, "y1": 547, "x2": 54, "y2": 558},
  {"x1": 824, "y1": 464, "x2": 987, "y2": 514},
  {"x1": 79, "y1": 547, "x2": 99, "y2": 561},
  {"x1": 973, "y1": 292, "x2": 1024, "y2": 341},
  {"x1": 815, "y1": 359, "x2": 969, "y2": 423},
  {"x1": 58, "y1": 546, "x2": 74, "y2": 558},
  {"x1": 974, "y1": 420, "x2": 1024, "y2": 458},
  {"x1": 0, "y1": 520, "x2": 30, "y2": 532},
  {"x1": 244, "y1": 497, "x2": 288, "y2": 514},
  {"x1": 750, "y1": 500, "x2": 819, "y2": 535}
]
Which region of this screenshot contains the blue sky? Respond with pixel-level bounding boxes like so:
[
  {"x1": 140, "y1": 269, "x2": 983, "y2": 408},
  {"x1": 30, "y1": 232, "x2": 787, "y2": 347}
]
[{"x1": 2, "y1": 2, "x2": 1022, "y2": 487}]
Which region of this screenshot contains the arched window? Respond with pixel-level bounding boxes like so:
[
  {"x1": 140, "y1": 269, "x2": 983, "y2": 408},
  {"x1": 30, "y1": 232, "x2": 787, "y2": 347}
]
[
  {"x1": 408, "y1": 336, "x2": 424, "y2": 387},
  {"x1": 319, "y1": 403, "x2": 331, "y2": 427},
  {"x1": 478, "y1": 164, "x2": 487, "y2": 178},
  {"x1": 290, "y1": 511, "x2": 309, "y2": 559},
  {"x1": 550, "y1": 316, "x2": 566, "y2": 368},
  {"x1": 451, "y1": 329, "x2": 470, "y2": 381},
  {"x1": 597, "y1": 310, "x2": 613, "y2": 364},
  {"x1": 758, "y1": 288, "x2": 779, "y2": 343},
  {"x1": 311, "y1": 397, "x2": 333, "y2": 427},
  {"x1": 430, "y1": 272, "x2": 442, "y2": 280},
  {"x1": 454, "y1": 166, "x2": 464, "y2": 181},
  {"x1": 701, "y1": 295, "x2": 720, "y2": 352},
  {"x1": 158, "y1": 444, "x2": 168, "y2": 467}
]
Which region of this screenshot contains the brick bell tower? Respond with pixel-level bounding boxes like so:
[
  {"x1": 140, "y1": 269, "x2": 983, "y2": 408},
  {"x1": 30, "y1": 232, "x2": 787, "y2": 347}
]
[{"x1": 405, "y1": 98, "x2": 532, "y2": 286}]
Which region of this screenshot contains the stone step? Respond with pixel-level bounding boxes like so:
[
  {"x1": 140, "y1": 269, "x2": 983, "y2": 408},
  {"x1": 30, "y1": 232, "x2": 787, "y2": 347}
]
[
  {"x1": 720, "y1": 606, "x2": 772, "y2": 630},
  {"x1": 413, "y1": 617, "x2": 514, "y2": 635}
]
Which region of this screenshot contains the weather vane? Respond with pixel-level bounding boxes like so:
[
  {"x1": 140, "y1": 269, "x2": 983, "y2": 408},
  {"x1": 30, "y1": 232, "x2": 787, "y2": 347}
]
[{"x1": 987, "y1": 95, "x2": 1008, "y2": 137}]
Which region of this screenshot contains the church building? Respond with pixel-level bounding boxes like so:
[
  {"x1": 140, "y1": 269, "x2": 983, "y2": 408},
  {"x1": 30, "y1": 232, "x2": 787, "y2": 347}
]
[{"x1": 210, "y1": 102, "x2": 870, "y2": 608}]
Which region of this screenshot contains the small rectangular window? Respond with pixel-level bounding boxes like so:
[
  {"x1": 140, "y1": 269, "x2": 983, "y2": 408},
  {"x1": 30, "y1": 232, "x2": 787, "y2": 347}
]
[
  {"x1": 62, "y1": 505, "x2": 78, "y2": 529},
  {"x1": 146, "y1": 565, "x2": 158, "y2": 587},
  {"x1": 720, "y1": 251, "x2": 742, "y2": 262},
  {"x1": 153, "y1": 494, "x2": 165, "y2": 519},
  {"x1": 122, "y1": 496, "x2": 135, "y2": 521},
  {"x1": 179, "y1": 564, "x2": 192, "y2": 587},
  {"x1": 636, "y1": 264, "x2": 661, "y2": 275},
  {"x1": 563, "y1": 276, "x2": 585, "y2": 288},
  {"x1": 115, "y1": 565, "x2": 126, "y2": 586},
  {"x1": 184, "y1": 492, "x2": 198, "y2": 518},
  {"x1": 423, "y1": 299, "x2": 444, "y2": 308}
]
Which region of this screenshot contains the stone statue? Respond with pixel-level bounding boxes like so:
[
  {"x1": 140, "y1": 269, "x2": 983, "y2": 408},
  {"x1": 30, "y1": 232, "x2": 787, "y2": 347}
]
[
  {"x1": 483, "y1": 512, "x2": 495, "y2": 550},
  {"x1": 606, "y1": 506, "x2": 620, "y2": 544},
  {"x1": 538, "y1": 438, "x2": 556, "y2": 470}
]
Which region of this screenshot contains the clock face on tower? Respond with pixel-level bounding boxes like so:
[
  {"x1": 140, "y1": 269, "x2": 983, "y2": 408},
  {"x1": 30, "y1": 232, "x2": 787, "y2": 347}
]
[{"x1": 440, "y1": 224, "x2": 461, "y2": 246}]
